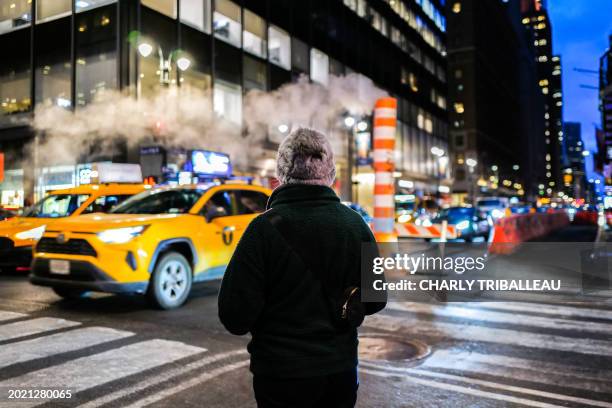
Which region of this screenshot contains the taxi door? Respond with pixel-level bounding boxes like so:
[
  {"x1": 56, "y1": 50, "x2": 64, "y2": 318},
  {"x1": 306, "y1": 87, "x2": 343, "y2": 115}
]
[{"x1": 193, "y1": 189, "x2": 242, "y2": 280}]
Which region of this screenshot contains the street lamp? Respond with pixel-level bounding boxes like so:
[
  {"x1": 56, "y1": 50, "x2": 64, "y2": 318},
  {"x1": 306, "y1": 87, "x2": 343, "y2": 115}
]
[
  {"x1": 431, "y1": 147, "x2": 447, "y2": 202},
  {"x1": 138, "y1": 41, "x2": 191, "y2": 85},
  {"x1": 466, "y1": 158, "x2": 477, "y2": 204}
]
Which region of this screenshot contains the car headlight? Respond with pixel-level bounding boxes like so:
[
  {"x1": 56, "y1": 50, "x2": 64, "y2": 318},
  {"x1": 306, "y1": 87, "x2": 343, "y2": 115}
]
[
  {"x1": 456, "y1": 220, "x2": 470, "y2": 230},
  {"x1": 491, "y1": 209, "x2": 504, "y2": 219},
  {"x1": 97, "y1": 225, "x2": 147, "y2": 244},
  {"x1": 15, "y1": 225, "x2": 46, "y2": 240}
]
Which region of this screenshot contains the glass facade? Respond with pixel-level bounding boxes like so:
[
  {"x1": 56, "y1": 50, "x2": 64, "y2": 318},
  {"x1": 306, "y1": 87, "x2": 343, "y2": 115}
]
[{"x1": 0, "y1": 0, "x2": 449, "y2": 204}]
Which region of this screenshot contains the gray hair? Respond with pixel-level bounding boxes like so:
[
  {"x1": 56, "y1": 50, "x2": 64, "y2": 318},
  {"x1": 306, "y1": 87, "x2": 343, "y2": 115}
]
[{"x1": 276, "y1": 127, "x2": 336, "y2": 186}]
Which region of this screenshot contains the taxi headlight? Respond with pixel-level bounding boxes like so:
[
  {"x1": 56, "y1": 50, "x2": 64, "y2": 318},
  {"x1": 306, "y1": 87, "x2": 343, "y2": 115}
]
[
  {"x1": 456, "y1": 220, "x2": 470, "y2": 230},
  {"x1": 15, "y1": 225, "x2": 46, "y2": 240},
  {"x1": 97, "y1": 225, "x2": 147, "y2": 244}
]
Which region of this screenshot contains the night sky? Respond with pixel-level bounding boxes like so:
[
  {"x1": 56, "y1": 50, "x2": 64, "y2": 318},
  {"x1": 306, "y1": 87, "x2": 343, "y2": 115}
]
[{"x1": 549, "y1": 0, "x2": 611, "y2": 180}]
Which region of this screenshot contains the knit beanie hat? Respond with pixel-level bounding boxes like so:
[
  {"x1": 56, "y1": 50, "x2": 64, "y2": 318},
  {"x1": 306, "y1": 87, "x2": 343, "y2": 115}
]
[{"x1": 276, "y1": 127, "x2": 336, "y2": 186}]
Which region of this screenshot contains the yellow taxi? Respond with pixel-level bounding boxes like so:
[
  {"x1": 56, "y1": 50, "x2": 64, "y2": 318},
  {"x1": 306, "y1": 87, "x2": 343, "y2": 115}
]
[
  {"x1": 30, "y1": 183, "x2": 271, "y2": 309},
  {"x1": 0, "y1": 183, "x2": 147, "y2": 273}
]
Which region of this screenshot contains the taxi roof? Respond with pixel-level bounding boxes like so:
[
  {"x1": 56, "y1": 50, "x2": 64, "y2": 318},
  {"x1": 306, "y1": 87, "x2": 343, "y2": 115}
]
[{"x1": 49, "y1": 183, "x2": 149, "y2": 195}]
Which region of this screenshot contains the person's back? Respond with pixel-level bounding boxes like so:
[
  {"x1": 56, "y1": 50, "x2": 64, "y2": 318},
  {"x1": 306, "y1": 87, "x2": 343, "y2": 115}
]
[{"x1": 218, "y1": 128, "x2": 386, "y2": 407}]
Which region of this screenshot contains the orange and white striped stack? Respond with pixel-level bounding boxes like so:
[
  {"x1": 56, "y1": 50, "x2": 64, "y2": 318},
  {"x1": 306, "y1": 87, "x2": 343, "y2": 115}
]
[{"x1": 372, "y1": 97, "x2": 398, "y2": 242}]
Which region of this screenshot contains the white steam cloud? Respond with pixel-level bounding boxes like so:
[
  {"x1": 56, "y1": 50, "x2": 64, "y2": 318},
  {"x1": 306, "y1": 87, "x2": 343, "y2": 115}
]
[{"x1": 31, "y1": 73, "x2": 387, "y2": 170}]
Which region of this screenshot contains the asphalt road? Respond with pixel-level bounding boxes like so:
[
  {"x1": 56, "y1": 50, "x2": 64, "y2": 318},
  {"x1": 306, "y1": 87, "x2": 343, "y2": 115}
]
[{"x1": 0, "y1": 225, "x2": 611, "y2": 407}]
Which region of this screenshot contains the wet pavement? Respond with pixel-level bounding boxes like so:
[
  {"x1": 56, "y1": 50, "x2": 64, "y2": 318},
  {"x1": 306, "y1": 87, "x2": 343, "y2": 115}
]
[{"x1": 0, "y1": 225, "x2": 611, "y2": 407}]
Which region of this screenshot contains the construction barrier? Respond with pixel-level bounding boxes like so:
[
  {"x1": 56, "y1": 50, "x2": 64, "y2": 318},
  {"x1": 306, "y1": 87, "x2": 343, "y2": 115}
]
[
  {"x1": 396, "y1": 222, "x2": 457, "y2": 240},
  {"x1": 372, "y1": 97, "x2": 398, "y2": 243},
  {"x1": 489, "y1": 211, "x2": 570, "y2": 254}
]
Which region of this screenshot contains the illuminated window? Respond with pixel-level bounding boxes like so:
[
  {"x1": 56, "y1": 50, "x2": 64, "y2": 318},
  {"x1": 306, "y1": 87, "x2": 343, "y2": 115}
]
[
  {"x1": 522, "y1": 17, "x2": 529, "y2": 24},
  {"x1": 310, "y1": 48, "x2": 329, "y2": 86},
  {"x1": 539, "y1": 79, "x2": 548, "y2": 86},
  {"x1": 213, "y1": 0, "x2": 241, "y2": 47},
  {"x1": 452, "y1": 2, "x2": 461, "y2": 13},
  {"x1": 180, "y1": 0, "x2": 211, "y2": 33},
  {"x1": 213, "y1": 79, "x2": 242, "y2": 125},
  {"x1": 409, "y1": 73, "x2": 418, "y2": 92},
  {"x1": 268, "y1": 25, "x2": 291, "y2": 70},
  {"x1": 37, "y1": 0, "x2": 71, "y2": 22},
  {"x1": 454, "y1": 102, "x2": 464, "y2": 114},
  {"x1": 141, "y1": 0, "x2": 177, "y2": 18},
  {"x1": 0, "y1": 0, "x2": 31, "y2": 33},
  {"x1": 76, "y1": 0, "x2": 118, "y2": 13},
  {"x1": 542, "y1": 87, "x2": 548, "y2": 94},
  {"x1": 243, "y1": 9, "x2": 266, "y2": 58},
  {"x1": 538, "y1": 55, "x2": 548, "y2": 62}
]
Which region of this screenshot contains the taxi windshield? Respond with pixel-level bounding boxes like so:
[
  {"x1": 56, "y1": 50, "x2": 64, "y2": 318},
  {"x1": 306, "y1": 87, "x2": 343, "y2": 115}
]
[
  {"x1": 111, "y1": 189, "x2": 204, "y2": 214},
  {"x1": 23, "y1": 194, "x2": 90, "y2": 218}
]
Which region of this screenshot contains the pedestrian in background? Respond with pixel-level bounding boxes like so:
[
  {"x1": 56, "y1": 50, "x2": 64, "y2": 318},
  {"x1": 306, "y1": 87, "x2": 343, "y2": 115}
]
[{"x1": 218, "y1": 127, "x2": 386, "y2": 408}]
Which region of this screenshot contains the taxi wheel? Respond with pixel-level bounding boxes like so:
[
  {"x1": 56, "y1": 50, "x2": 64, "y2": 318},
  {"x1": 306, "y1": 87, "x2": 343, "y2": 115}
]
[
  {"x1": 52, "y1": 287, "x2": 86, "y2": 300},
  {"x1": 147, "y1": 252, "x2": 193, "y2": 310}
]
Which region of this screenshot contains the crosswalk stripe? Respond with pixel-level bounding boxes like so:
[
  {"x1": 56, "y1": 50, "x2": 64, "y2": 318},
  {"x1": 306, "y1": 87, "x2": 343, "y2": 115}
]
[
  {"x1": 0, "y1": 327, "x2": 134, "y2": 369},
  {"x1": 366, "y1": 314, "x2": 612, "y2": 356},
  {"x1": 423, "y1": 350, "x2": 612, "y2": 394},
  {"x1": 360, "y1": 367, "x2": 561, "y2": 408},
  {"x1": 426, "y1": 350, "x2": 612, "y2": 386},
  {"x1": 467, "y1": 301, "x2": 612, "y2": 321},
  {"x1": 388, "y1": 302, "x2": 612, "y2": 334},
  {"x1": 0, "y1": 311, "x2": 26, "y2": 321},
  {"x1": 0, "y1": 339, "x2": 206, "y2": 408},
  {"x1": 0, "y1": 318, "x2": 80, "y2": 342},
  {"x1": 80, "y1": 350, "x2": 247, "y2": 408},
  {"x1": 122, "y1": 359, "x2": 250, "y2": 408},
  {"x1": 363, "y1": 363, "x2": 612, "y2": 408}
]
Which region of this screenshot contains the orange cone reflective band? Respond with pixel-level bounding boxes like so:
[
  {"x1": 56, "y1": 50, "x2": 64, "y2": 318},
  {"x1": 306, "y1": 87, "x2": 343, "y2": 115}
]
[{"x1": 372, "y1": 97, "x2": 397, "y2": 242}]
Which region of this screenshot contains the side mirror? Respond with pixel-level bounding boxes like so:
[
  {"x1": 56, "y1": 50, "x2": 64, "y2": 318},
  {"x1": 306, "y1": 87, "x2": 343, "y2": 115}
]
[{"x1": 205, "y1": 206, "x2": 227, "y2": 222}]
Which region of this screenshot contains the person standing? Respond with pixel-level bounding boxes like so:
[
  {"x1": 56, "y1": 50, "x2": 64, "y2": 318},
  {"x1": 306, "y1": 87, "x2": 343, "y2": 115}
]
[{"x1": 218, "y1": 127, "x2": 386, "y2": 407}]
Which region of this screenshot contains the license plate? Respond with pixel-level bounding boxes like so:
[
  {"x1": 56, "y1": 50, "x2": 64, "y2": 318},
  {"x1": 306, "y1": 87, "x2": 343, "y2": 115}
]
[{"x1": 50, "y1": 260, "x2": 70, "y2": 275}]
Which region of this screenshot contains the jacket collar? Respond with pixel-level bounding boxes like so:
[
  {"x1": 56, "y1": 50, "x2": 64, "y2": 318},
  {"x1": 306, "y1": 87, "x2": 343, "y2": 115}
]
[{"x1": 266, "y1": 184, "x2": 340, "y2": 210}]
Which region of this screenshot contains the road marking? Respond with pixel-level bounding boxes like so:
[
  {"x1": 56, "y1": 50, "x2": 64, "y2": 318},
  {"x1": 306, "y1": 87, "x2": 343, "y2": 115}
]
[
  {"x1": 0, "y1": 318, "x2": 80, "y2": 342},
  {"x1": 388, "y1": 302, "x2": 612, "y2": 334},
  {"x1": 425, "y1": 349, "x2": 612, "y2": 386},
  {"x1": 422, "y1": 350, "x2": 612, "y2": 394},
  {"x1": 360, "y1": 367, "x2": 561, "y2": 408},
  {"x1": 467, "y1": 301, "x2": 612, "y2": 321},
  {"x1": 122, "y1": 359, "x2": 250, "y2": 408},
  {"x1": 0, "y1": 311, "x2": 26, "y2": 321},
  {"x1": 80, "y1": 350, "x2": 247, "y2": 408},
  {"x1": 0, "y1": 339, "x2": 206, "y2": 408},
  {"x1": 366, "y1": 314, "x2": 612, "y2": 356},
  {"x1": 0, "y1": 327, "x2": 134, "y2": 369},
  {"x1": 372, "y1": 363, "x2": 612, "y2": 408}
]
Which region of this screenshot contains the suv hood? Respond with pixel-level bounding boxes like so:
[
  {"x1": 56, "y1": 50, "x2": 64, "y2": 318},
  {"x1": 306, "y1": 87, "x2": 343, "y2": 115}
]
[{"x1": 44, "y1": 213, "x2": 187, "y2": 233}]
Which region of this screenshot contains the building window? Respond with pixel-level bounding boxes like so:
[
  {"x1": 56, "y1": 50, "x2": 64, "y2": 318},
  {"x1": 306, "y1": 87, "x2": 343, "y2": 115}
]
[
  {"x1": 452, "y1": 2, "x2": 461, "y2": 13},
  {"x1": 310, "y1": 48, "x2": 329, "y2": 86},
  {"x1": 0, "y1": 0, "x2": 31, "y2": 33},
  {"x1": 268, "y1": 25, "x2": 290, "y2": 70},
  {"x1": 180, "y1": 24, "x2": 212, "y2": 90},
  {"x1": 454, "y1": 102, "x2": 464, "y2": 114},
  {"x1": 180, "y1": 0, "x2": 211, "y2": 33},
  {"x1": 243, "y1": 55, "x2": 267, "y2": 92},
  {"x1": 142, "y1": 0, "x2": 177, "y2": 18},
  {"x1": 35, "y1": 18, "x2": 72, "y2": 108},
  {"x1": 243, "y1": 9, "x2": 266, "y2": 58},
  {"x1": 75, "y1": 5, "x2": 117, "y2": 107},
  {"x1": 0, "y1": 28, "x2": 31, "y2": 120},
  {"x1": 291, "y1": 37, "x2": 309, "y2": 74},
  {"x1": 213, "y1": 0, "x2": 241, "y2": 47},
  {"x1": 213, "y1": 79, "x2": 242, "y2": 125},
  {"x1": 36, "y1": 0, "x2": 71, "y2": 23}
]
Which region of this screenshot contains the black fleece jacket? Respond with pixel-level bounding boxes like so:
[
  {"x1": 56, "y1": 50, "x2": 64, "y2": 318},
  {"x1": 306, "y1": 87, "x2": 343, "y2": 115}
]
[{"x1": 218, "y1": 184, "x2": 386, "y2": 378}]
